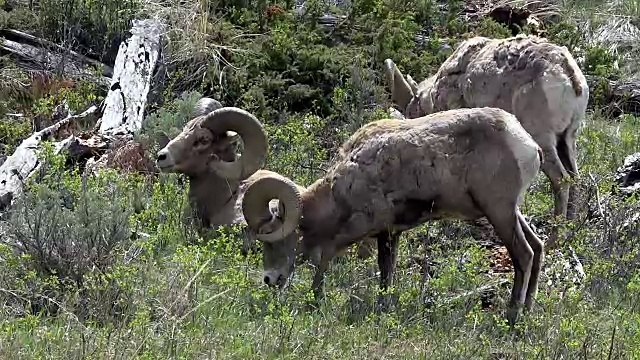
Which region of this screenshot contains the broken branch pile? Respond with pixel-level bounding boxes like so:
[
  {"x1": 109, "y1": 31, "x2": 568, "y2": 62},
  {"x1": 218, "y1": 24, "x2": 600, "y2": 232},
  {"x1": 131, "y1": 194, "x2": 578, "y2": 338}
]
[{"x1": 0, "y1": 18, "x2": 168, "y2": 216}]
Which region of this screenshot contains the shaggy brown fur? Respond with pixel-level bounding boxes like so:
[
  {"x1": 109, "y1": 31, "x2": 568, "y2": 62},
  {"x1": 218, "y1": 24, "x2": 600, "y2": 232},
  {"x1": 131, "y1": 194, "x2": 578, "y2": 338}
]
[
  {"x1": 385, "y1": 34, "x2": 589, "y2": 248},
  {"x1": 242, "y1": 107, "x2": 545, "y2": 326}
]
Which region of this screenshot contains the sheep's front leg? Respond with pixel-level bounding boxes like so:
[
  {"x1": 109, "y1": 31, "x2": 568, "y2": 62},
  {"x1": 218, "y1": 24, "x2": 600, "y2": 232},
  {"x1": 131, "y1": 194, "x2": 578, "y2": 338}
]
[
  {"x1": 485, "y1": 208, "x2": 533, "y2": 327},
  {"x1": 309, "y1": 246, "x2": 335, "y2": 307},
  {"x1": 377, "y1": 230, "x2": 400, "y2": 312}
]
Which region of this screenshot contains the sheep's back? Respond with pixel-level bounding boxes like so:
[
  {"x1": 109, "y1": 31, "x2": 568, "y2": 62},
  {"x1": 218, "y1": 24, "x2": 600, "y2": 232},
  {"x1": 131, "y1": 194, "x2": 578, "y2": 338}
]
[
  {"x1": 430, "y1": 35, "x2": 581, "y2": 112},
  {"x1": 329, "y1": 108, "x2": 520, "y2": 215}
]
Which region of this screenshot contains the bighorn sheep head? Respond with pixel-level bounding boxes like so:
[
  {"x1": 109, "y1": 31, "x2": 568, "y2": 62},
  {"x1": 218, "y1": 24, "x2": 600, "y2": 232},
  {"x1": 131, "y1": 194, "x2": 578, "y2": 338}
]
[
  {"x1": 383, "y1": 59, "x2": 434, "y2": 118},
  {"x1": 240, "y1": 172, "x2": 306, "y2": 287},
  {"x1": 155, "y1": 100, "x2": 268, "y2": 180}
]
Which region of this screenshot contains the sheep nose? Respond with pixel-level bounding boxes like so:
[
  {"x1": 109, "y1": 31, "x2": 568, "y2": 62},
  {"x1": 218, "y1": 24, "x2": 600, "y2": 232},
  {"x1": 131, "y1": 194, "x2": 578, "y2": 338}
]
[
  {"x1": 157, "y1": 153, "x2": 167, "y2": 161},
  {"x1": 263, "y1": 274, "x2": 280, "y2": 287}
]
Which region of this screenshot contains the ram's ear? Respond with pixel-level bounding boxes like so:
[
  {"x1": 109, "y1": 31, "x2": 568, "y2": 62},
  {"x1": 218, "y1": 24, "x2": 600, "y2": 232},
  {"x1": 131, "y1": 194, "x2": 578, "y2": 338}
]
[
  {"x1": 156, "y1": 131, "x2": 171, "y2": 149},
  {"x1": 406, "y1": 74, "x2": 419, "y2": 94}
]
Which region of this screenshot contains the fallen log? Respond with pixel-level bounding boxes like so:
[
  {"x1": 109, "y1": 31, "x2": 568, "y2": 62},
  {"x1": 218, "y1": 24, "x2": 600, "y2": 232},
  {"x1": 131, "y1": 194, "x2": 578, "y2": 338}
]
[
  {"x1": 99, "y1": 18, "x2": 167, "y2": 136},
  {"x1": 585, "y1": 75, "x2": 640, "y2": 118},
  {"x1": 0, "y1": 29, "x2": 113, "y2": 78},
  {"x1": 0, "y1": 105, "x2": 99, "y2": 214},
  {"x1": 0, "y1": 37, "x2": 111, "y2": 88}
]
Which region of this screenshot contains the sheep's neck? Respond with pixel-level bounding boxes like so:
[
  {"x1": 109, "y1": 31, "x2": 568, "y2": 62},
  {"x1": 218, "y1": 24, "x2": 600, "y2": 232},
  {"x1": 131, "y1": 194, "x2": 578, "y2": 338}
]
[
  {"x1": 299, "y1": 180, "x2": 342, "y2": 246},
  {"x1": 187, "y1": 173, "x2": 240, "y2": 225}
]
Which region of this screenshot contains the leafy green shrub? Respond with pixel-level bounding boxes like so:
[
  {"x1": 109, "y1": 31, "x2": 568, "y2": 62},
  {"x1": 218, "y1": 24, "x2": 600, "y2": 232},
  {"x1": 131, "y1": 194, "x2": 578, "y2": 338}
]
[
  {"x1": 34, "y1": 0, "x2": 142, "y2": 63},
  {"x1": 1, "y1": 145, "x2": 141, "y2": 320},
  {"x1": 474, "y1": 17, "x2": 513, "y2": 39},
  {"x1": 0, "y1": 116, "x2": 31, "y2": 157},
  {"x1": 263, "y1": 112, "x2": 330, "y2": 185},
  {"x1": 31, "y1": 77, "x2": 101, "y2": 112},
  {"x1": 137, "y1": 90, "x2": 205, "y2": 154}
]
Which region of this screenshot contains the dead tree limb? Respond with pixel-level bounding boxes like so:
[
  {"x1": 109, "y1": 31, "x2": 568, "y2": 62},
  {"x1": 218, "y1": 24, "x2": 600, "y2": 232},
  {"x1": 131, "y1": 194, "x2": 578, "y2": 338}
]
[
  {"x1": 585, "y1": 75, "x2": 640, "y2": 118},
  {"x1": 0, "y1": 37, "x2": 111, "y2": 88},
  {"x1": 0, "y1": 29, "x2": 113, "y2": 77},
  {"x1": 0, "y1": 106, "x2": 99, "y2": 213},
  {"x1": 99, "y1": 18, "x2": 167, "y2": 136}
]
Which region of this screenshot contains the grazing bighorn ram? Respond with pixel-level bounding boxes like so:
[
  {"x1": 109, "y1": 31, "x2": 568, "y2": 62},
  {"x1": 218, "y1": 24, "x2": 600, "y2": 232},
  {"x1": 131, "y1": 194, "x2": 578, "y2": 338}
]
[
  {"x1": 384, "y1": 34, "x2": 589, "y2": 248},
  {"x1": 154, "y1": 99, "x2": 376, "y2": 259},
  {"x1": 241, "y1": 106, "x2": 545, "y2": 326}
]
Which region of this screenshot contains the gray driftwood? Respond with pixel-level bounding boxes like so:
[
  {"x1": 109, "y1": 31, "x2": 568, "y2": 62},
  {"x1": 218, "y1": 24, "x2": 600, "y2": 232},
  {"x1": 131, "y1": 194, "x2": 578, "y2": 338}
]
[
  {"x1": 98, "y1": 18, "x2": 167, "y2": 136},
  {"x1": 0, "y1": 31, "x2": 112, "y2": 88},
  {"x1": 0, "y1": 29, "x2": 113, "y2": 77},
  {"x1": 585, "y1": 75, "x2": 640, "y2": 118},
  {"x1": 0, "y1": 105, "x2": 99, "y2": 214}
]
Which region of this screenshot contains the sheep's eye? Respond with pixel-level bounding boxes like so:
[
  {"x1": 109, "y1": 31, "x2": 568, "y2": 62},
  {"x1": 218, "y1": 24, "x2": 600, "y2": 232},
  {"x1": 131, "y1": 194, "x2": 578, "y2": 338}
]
[{"x1": 194, "y1": 136, "x2": 209, "y2": 146}]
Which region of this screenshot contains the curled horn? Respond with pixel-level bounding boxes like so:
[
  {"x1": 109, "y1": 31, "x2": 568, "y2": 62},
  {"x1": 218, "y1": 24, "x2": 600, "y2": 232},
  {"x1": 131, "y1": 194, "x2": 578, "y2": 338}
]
[
  {"x1": 242, "y1": 173, "x2": 302, "y2": 242},
  {"x1": 201, "y1": 107, "x2": 268, "y2": 180},
  {"x1": 383, "y1": 58, "x2": 414, "y2": 110}
]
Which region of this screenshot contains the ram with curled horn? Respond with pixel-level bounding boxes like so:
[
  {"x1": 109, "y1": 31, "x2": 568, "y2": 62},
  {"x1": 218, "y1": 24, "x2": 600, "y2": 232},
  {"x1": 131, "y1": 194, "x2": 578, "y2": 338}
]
[
  {"x1": 242, "y1": 106, "x2": 545, "y2": 326},
  {"x1": 384, "y1": 34, "x2": 589, "y2": 249},
  {"x1": 154, "y1": 98, "x2": 377, "y2": 259}
]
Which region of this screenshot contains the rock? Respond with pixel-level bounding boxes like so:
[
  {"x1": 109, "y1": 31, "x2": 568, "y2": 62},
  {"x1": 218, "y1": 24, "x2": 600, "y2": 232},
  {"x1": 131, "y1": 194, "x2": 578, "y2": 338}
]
[
  {"x1": 389, "y1": 107, "x2": 405, "y2": 120},
  {"x1": 614, "y1": 152, "x2": 640, "y2": 195}
]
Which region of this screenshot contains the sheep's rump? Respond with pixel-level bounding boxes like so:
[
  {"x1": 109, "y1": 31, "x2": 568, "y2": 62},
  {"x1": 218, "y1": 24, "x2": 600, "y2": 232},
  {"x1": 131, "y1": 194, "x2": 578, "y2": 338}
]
[
  {"x1": 428, "y1": 35, "x2": 584, "y2": 112},
  {"x1": 328, "y1": 108, "x2": 534, "y2": 229}
]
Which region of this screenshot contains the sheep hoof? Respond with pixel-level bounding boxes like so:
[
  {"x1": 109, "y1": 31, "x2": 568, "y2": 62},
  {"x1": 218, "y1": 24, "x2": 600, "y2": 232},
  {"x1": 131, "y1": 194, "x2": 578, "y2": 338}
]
[
  {"x1": 374, "y1": 293, "x2": 395, "y2": 313},
  {"x1": 506, "y1": 303, "x2": 524, "y2": 327}
]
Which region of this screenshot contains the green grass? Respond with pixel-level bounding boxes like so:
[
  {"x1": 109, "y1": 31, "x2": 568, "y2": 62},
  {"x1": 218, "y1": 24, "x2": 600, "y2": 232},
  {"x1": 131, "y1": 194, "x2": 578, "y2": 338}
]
[
  {"x1": 1, "y1": 111, "x2": 640, "y2": 359},
  {"x1": 1, "y1": 0, "x2": 640, "y2": 357}
]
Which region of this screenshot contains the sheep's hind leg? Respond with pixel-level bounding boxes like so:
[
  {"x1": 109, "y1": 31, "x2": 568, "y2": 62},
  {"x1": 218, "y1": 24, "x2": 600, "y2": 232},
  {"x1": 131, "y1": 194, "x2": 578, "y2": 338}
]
[
  {"x1": 517, "y1": 209, "x2": 544, "y2": 310},
  {"x1": 376, "y1": 230, "x2": 400, "y2": 312},
  {"x1": 485, "y1": 207, "x2": 534, "y2": 326},
  {"x1": 557, "y1": 129, "x2": 580, "y2": 221},
  {"x1": 539, "y1": 141, "x2": 571, "y2": 250}
]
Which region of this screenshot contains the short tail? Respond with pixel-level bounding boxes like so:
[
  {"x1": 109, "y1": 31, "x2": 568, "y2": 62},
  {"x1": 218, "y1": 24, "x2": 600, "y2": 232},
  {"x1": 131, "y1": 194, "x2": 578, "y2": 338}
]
[{"x1": 561, "y1": 50, "x2": 584, "y2": 97}]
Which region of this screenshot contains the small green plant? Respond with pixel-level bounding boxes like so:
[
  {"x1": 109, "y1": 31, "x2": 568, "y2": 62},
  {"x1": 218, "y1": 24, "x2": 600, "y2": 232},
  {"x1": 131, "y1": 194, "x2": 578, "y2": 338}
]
[
  {"x1": 137, "y1": 90, "x2": 205, "y2": 153},
  {"x1": 475, "y1": 17, "x2": 513, "y2": 39},
  {"x1": 0, "y1": 116, "x2": 31, "y2": 156}
]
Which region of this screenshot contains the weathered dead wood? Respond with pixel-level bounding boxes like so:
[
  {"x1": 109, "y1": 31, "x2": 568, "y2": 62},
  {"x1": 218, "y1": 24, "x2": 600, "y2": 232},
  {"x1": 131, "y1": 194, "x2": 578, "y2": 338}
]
[
  {"x1": 438, "y1": 278, "x2": 510, "y2": 308},
  {"x1": 99, "y1": 18, "x2": 167, "y2": 136},
  {"x1": 0, "y1": 29, "x2": 113, "y2": 78},
  {"x1": 0, "y1": 36, "x2": 111, "y2": 88},
  {"x1": 0, "y1": 106, "x2": 99, "y2": 213},
  {"x1": 585, "y1": 75, "x2": 640, "y2": 118}
]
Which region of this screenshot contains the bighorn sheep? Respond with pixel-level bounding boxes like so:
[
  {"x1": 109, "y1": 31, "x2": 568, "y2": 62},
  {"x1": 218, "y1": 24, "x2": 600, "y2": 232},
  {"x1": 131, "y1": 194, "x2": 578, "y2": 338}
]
[
  {"x1": 155, "y1": 100, "x2": 268, "y2": 228},
  {"x1": 384, "y1": 34, "x2": 589, "y2": 248},
  {"x1": 154, "y1": 99, "x2": 376, "y2": 259},
  {"x1": 241, "y1": 106, "x2": 545, "y2": 326}
]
